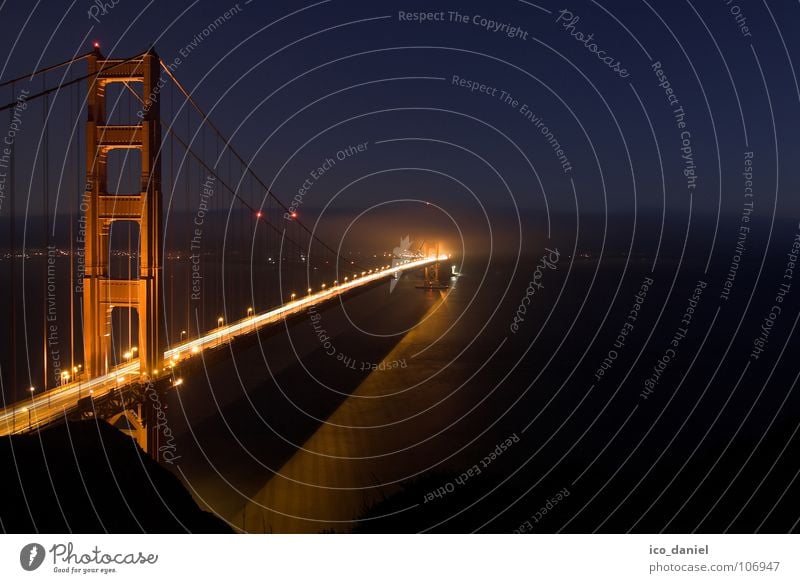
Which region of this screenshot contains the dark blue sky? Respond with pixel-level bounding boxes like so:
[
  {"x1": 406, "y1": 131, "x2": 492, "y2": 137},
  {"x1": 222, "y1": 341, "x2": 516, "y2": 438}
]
[{"x1": 1, "y1": 0, "x2": 799, "y2": 232}]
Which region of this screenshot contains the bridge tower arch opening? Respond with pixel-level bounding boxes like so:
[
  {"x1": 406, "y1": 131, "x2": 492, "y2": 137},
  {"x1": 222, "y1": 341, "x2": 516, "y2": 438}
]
[{"x1": 83, "y1": 47, "x2": 162, "y2": 379}]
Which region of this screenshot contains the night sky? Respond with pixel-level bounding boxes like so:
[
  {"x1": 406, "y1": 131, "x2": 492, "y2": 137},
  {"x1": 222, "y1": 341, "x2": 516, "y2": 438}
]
[
  {"x1": 3, "y1": 1, "x2": 800, "y2": 537},
  {"x1": 2, "y1": 0, "x2": 798, "y2": 230}
]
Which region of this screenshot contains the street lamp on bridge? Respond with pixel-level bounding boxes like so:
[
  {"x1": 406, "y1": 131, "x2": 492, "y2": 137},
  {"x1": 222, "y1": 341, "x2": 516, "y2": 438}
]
[
  {"x1": 74, "y1": 365, "x2": 82, "y2": 399},
  {"x1": 58, "y1": 373, "x2": 69, "y2": 406}
]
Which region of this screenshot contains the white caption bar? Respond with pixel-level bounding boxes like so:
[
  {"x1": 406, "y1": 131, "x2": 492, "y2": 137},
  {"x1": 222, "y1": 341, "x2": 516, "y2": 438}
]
[{"x1": 1, "y1": 534, "x2": 797, "y2": 582}]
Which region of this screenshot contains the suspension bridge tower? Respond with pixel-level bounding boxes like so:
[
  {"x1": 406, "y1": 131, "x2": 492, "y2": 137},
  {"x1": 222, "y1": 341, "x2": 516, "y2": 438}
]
[{"x1": 83, "y1": 47, "x2": 162, "y2": 379}]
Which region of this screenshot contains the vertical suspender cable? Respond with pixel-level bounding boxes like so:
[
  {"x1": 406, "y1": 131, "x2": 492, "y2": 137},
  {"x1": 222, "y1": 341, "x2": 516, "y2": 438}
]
[
  {"x1": 42, "y1": 85, "x2": 49, "y2": 391},
  {"x1": 69, "y1": 83, "x2": 74, "y2": 373},
  {"x1": 10, "y1": 82, "x2": 17, "y2": 402}
]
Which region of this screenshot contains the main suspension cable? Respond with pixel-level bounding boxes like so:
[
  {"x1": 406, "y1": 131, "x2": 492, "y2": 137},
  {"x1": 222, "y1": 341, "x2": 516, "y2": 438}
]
[
  {"x1": 0, "y1": 51, "x2": 91, "y2": 88},
  {"x1": 0, "y1": 53, "x2": 142, "y2": 112},
  {"x1": 159, "y1": 60, "x2": 364, "y2": 272}
]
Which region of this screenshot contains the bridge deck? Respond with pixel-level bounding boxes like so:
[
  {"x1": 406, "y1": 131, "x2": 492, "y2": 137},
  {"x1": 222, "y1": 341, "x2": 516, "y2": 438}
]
[{"x1": 0, "y1": 255, "x2": 445, "y2": 435}]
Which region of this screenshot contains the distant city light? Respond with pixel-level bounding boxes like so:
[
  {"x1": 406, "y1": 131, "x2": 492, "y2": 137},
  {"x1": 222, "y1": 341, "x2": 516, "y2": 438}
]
[{"x1": 28, "y1": 254, "x2": 442, "y2": 407}]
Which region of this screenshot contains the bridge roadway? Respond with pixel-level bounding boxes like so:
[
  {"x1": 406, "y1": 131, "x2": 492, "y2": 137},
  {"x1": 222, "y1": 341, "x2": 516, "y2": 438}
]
[{"x1": 0, "y1": 255, "x2": 445, "y2": 436}]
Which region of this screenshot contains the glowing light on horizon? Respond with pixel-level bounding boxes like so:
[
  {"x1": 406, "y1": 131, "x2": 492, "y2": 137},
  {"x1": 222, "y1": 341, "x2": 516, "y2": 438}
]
[{"x1": 0, "y1": 255, "x2": 444, "y2": 432}]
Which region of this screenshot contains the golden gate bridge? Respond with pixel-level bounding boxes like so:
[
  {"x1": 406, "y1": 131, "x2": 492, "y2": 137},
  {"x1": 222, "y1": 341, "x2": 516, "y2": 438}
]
[{"x1": 0, "y1": 45, "x2": 444, "y2": 456}]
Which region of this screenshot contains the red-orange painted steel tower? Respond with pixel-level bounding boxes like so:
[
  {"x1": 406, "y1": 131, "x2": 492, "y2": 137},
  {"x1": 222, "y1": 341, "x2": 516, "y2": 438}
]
[{"x1": 83, "y1": 46, "x2": 162, "y2": 378}]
